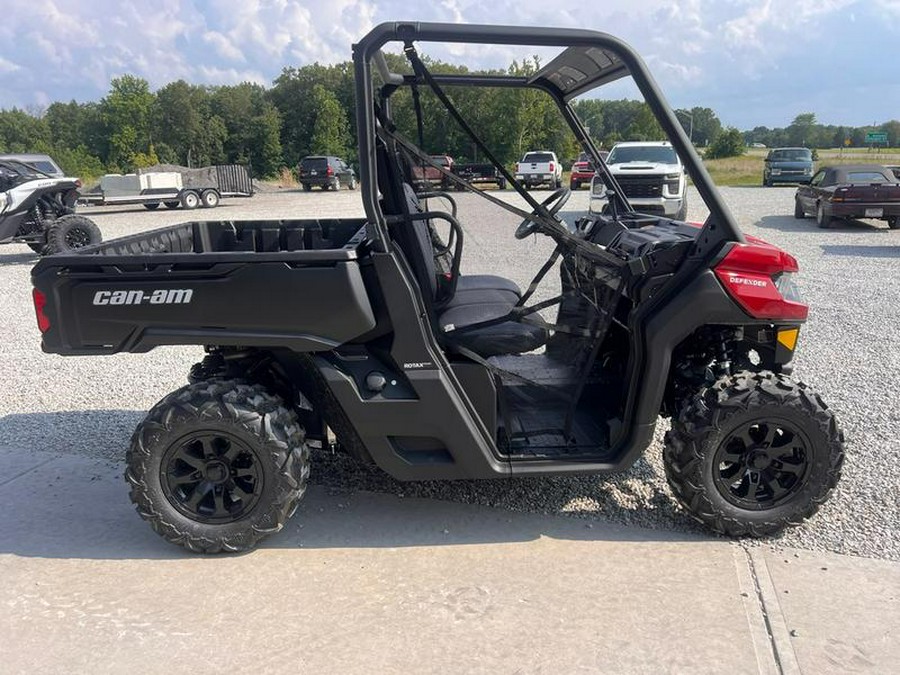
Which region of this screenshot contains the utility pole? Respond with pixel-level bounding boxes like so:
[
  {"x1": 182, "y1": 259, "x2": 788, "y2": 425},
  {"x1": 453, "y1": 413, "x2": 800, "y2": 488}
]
[{"x1": 675, "y1": 109, "x2": 694, "y2": 145}]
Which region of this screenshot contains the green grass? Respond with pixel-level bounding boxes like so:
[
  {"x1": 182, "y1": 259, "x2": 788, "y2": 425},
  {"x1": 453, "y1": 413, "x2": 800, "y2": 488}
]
[{"x1": 702, "y1": 148, "x2": 900, "y2": 187}]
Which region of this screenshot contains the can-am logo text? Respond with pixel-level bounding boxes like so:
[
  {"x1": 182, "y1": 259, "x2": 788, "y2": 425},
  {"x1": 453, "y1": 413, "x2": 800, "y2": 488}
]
[{"x1": 93, "y1": 289, "x2": 193, "y2": 306}]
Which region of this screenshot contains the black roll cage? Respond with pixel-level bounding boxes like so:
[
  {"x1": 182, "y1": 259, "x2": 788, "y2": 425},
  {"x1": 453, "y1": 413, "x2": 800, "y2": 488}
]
[{"x1": 352, "y1": 21, "x2": 745, "y2": 256}]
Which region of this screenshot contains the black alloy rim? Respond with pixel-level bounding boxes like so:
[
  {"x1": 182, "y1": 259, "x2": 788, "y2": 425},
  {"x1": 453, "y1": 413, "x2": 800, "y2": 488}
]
[
  {"x1": 161, "y1": 432, "x2": 263, "y2": 523},
  {"x1": 713, "y1": 419, "x2": 810, "y2": 510},
  {"x1": 65, "y1": 226, "x2": 92, "y2": 249}
]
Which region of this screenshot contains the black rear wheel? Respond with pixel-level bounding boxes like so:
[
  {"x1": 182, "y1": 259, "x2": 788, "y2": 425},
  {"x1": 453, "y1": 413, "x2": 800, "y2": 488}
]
[
  {"x1": 42, "y1": 215, "x2": 102, "y2": 255},
  {"x1": 143, "y1": 203, "x2": 160, "y2": 210},
  {"x1": 126, "y1": 379, "x2": 310, "y2": 553},
  {"x1": 664, "y1": 371, "x2": 844, "y2": 537},
  {"x1": 888, "y1": 216, "x2": 899, "y2": 230},
  {"x1": 794, "y1": 198, "x2": 805, "y2": 219},
  {"x1": 816, "y1": 202, "x2": 831, "y2": 228}
]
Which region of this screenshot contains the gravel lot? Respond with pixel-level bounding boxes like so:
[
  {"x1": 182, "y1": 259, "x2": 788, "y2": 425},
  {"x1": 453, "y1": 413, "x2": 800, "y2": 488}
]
[{"x1": 1, "y1": 186, "x2": 897, "y2": 560}]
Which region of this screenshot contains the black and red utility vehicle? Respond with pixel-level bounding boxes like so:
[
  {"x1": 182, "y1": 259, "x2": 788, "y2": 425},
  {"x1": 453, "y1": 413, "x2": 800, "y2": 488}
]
[
  {"x1": 31, "y1": 22, "x2": 844, "y2": 553},
  {"x1": 794, "y1": 164, "x2": 900, "y2": 229}
]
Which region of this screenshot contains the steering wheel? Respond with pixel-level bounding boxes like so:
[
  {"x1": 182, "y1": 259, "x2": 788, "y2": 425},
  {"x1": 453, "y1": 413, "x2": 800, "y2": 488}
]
[{"x1": 514, "y1": 187, "x2": 571, "y2": 239}]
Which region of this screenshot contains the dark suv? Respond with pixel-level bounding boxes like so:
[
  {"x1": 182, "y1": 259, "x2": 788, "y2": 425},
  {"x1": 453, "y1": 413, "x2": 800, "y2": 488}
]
[
  {"x1": 297, "y1": 156, "x2": 357, "y2": 191},
  {"x1": 763, "y1": 148, "x2": 814, "y2": 186}
]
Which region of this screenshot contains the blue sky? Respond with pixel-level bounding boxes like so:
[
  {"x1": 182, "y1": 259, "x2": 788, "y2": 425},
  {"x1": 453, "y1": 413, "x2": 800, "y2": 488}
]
[{"x1": 1, "y1": 0, "x2": 897, "y2": 129}]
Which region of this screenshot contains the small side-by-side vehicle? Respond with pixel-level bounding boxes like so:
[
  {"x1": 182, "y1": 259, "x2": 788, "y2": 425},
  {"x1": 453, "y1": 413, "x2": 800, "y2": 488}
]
[{"x1": 31, "y1": 22, "x2": 843, "y2": 552}]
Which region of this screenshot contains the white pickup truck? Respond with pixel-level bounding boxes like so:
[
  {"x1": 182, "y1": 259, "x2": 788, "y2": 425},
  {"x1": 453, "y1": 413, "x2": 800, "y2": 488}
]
[
  {"x1": 514, "y1": 151, "x2": 562, "y2": 189},
  {"x1": 589, "y1": 141, "x2": 687, "y2": 220}
]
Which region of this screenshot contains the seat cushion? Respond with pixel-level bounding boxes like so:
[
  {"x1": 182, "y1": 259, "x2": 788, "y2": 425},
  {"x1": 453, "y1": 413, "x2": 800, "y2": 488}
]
[
  {"x1": 456, "y1": 274, "x2": 521, "y2": 296},
  {"x1": 439, "y1": 301, "x2": 548, "y2": 358},
  {"x1": 446, "y1": 286, "x2": 520, "y2": 308}
]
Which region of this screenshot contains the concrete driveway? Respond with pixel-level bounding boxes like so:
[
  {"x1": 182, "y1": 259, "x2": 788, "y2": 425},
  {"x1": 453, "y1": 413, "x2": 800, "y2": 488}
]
[{"x1": 1, "y1": 445, "x2": 896, "y2": 674}]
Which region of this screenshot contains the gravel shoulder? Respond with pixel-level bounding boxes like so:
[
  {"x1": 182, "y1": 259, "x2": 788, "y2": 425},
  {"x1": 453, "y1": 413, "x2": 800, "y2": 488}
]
[{"x1": 1, "y1": 186, "x2": 897, "y2": 560}]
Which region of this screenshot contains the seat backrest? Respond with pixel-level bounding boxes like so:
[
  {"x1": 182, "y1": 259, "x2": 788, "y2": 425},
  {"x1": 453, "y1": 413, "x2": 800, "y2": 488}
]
[{"x1": 375, "y1": 136, "x2": 439, "y2": 302}]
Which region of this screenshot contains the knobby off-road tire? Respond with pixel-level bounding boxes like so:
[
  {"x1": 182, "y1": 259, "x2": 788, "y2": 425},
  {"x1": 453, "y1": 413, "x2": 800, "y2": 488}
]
[
  {"x1": 42, "y1": 214, "x2": 102, "y2": 255},
  {"x1": 126, "y1": 379, "x2": 310, "y2": 553},
  {"x1": 664, "y1": 371, "x2": 844, "y2": 537}
]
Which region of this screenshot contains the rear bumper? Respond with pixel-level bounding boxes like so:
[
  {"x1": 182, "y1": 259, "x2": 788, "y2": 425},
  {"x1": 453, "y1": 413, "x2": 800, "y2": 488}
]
[
  {"x1": 765, "y1": 173, "x2": 811, "y2": 185},
  {"x1": 829, "y1": 202, "x2": 900, "y2": 218},
  {"x1": 300, "y1": 176, "x2": 338, "y2": 186},
  {"x1": 515, "y1": 173, "x2": 555, "y2": 186},
  {"x1": 570, "y1": 171, "x2": 595, "y2": 182}
]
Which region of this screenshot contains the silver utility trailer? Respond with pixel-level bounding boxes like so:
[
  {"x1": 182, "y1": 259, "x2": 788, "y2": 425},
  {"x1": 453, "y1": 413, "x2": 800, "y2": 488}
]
[{"x1": 78, "y1": 164, "x2": 253, "y2": 211}]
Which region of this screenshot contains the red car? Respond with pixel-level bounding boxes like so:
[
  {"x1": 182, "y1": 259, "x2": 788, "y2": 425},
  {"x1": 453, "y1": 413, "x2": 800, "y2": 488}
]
[
  {"x1": 569, "y1": 150, "x2": 608, "y2": 190},
  {"x1": 794, "y1": 164, "x2": 900, "y2": 229}
]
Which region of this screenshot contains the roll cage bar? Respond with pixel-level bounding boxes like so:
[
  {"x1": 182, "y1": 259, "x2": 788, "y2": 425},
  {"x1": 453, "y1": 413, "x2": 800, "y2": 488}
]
[{"x1": 352, "y1": 22, "x2": 745, "y2": 255}]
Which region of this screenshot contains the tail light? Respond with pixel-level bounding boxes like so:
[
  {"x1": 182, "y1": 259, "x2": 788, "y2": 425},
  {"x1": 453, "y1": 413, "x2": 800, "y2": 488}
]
[
  {"x1": 32, "y1": 289, "x2": 51, "y2": 333},
  {"x1": 713, "y1": 244, "x2": 808, "y2": 321},
  {"x1": 326, "y1": 166, "x2": 334, "y2": 176},
  {"x1": 549, "y1": 162, "x2": 555, "y2": 172}
]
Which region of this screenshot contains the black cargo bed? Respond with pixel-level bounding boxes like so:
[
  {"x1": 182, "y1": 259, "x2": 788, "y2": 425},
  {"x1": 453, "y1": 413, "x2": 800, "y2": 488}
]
[{"x1": 32, "y1": 218, "x2": 378, "y2": 356}]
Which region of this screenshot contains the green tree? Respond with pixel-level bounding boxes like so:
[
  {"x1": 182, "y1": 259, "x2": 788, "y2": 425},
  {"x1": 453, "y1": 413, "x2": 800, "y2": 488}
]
[
  {"x1": 308, "y1": 84, "x2": 351, "y2": 157},
  {"x1": 270, "y1": 62, "x2": 355, "y2": 166},
  {"x1": 675, "y1": 107, "x2": 722, "y2": 146},
  {"x1": 211, "y1": 83, "x2": 282, "y2": 176},
  {"x1": 705, "y1": 127, "x2": 746, "y2": 159},
  {"x1": 625, "y1": 104, "x2": 664, "y2": 141},
  {"x1": 787, "y1": 112, "x2": 816, "y2": 147},
  {"x1": 0, "y1": 108, "x2": 52, "y2": 152},
  {"x1": 154, "y1": 80, "x2": 213, "y2": 166},
  {"x1": 101, "y1": 75, "x2": 155, "y2": 169}
]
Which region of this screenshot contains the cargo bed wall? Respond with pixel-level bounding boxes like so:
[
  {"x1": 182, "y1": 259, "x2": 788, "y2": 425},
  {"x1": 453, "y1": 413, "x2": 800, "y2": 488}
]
[{"x1": 32, "y1": 218, "x2": 378, "y2": 355}]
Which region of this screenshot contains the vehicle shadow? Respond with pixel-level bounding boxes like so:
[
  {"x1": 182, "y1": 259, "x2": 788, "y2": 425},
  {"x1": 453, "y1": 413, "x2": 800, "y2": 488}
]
[
  {"x1": 755, "y1": 214, "x2": 886, "y2": 234},
  {"x1": 0, "y1": 251, "x2": 39, "y2": 267},
  {"x1": 820, "y1": 245, "x2": 900, "y2": 258},
  {"x1": 0, "y1": 410, "x2": 712, "y2": 561}
]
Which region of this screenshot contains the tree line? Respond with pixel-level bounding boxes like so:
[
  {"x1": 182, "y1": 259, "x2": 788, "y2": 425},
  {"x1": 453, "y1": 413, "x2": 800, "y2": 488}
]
[{"x1": 1, "y1": 55, "x2": 897, "y2": 180}]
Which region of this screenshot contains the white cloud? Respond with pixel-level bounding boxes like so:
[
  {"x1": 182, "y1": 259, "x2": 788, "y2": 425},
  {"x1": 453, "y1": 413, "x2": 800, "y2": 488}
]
[
  {"x1": 0, "y1": 0, "x2": 895, "y2": 128},
  {"x1": 0, "y1": 57, "x2": 21, "y2": 75}
]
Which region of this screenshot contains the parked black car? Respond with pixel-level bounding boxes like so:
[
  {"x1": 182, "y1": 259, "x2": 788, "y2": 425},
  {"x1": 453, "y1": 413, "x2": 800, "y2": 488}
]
[
  {"x1": 794, "y1": 164, "x2": 900, "y2": 229},
  {"x1": 297, "y1": 156, "x2": 357, "y2": 191}
]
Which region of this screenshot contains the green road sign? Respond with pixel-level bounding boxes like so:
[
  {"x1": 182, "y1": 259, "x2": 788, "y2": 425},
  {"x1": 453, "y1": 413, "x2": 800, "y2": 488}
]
[{"x1": 865, "y1": 132, "x2": 888, "y2": 144}]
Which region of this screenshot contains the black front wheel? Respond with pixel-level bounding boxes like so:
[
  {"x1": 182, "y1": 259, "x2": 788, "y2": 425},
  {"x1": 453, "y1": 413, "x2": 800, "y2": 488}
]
[
  {"x1": 794, "y1": 198, "x2": 805, "y2": 219},
  {"x1": 664, "y1": 371, "x2": 844, "y2": 537},
  {"x1": 126, "y1": 379, "x2": 310, "y2": 553}
]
